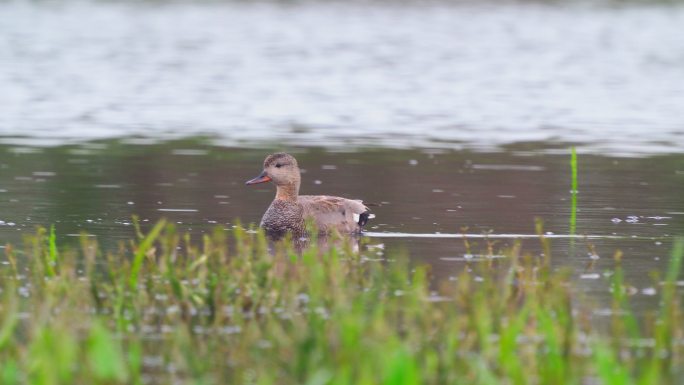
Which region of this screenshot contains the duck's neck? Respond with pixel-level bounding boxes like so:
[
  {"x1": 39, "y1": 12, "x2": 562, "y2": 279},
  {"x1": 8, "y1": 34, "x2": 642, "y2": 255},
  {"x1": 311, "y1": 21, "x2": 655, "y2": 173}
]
[{"x1": 275, "y1": 182, "x2": 300, "y2": 202}]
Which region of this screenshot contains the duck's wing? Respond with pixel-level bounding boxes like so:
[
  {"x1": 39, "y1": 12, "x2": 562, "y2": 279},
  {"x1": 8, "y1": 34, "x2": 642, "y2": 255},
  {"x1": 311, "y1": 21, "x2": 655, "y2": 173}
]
[{"x1": 298, "y1": 195, "x2": 371, "y2": 233}]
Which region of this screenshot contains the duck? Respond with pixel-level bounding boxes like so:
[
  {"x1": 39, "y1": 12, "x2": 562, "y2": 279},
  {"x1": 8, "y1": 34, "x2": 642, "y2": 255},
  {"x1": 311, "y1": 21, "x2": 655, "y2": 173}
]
[{"x1": 245, "y1": 153, "x2": 372, "y2": 237}]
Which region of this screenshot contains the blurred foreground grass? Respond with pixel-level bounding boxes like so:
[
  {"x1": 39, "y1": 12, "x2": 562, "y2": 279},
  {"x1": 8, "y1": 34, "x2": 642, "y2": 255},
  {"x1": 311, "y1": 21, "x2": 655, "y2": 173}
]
[{"x1": 0, "y1": 220, "x2": 683, "y2": 385}]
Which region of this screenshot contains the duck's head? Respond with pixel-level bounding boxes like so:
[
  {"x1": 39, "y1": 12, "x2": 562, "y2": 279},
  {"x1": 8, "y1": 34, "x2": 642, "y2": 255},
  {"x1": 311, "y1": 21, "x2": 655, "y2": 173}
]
[{"x1": 245, "y1": 153, "x2": 300, "y2": 187}]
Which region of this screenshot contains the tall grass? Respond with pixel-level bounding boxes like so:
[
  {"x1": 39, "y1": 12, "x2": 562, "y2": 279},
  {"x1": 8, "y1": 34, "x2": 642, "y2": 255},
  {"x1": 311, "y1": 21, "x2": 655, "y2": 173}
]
[{"x1": 0, "y1": 223, "x2": 682, "y2": 385}]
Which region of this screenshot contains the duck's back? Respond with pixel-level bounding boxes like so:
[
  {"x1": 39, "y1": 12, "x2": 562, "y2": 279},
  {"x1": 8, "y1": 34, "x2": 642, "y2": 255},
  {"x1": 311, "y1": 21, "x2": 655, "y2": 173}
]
[{"x1": 298, "y1": 195, "x2": 370, "y2": 234}]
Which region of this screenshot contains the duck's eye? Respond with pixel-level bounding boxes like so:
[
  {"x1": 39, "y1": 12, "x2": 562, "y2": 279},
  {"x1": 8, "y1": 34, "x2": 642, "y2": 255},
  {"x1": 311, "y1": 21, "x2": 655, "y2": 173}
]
[{"x1": 275, "y1": 163, "x2": 282, "y2": 168}]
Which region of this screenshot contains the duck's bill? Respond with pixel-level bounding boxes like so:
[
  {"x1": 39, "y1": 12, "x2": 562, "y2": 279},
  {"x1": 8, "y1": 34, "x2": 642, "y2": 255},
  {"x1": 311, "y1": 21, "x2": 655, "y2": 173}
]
[{"x1": 245, "y1": 171, "x2": 271, "y2": 185}]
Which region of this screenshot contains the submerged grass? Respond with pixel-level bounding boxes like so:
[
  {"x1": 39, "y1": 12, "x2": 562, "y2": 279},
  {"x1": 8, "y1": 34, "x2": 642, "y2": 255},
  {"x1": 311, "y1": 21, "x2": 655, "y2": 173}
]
[{"x1": 0, "y1": 223, "x2": 682, "y2": 385}]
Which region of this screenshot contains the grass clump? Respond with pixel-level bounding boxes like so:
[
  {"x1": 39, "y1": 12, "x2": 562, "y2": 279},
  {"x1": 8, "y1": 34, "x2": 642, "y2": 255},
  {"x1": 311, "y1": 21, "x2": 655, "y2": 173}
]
[{"x1": 0, "y1": 223, "x2": 682, "y2": 385}]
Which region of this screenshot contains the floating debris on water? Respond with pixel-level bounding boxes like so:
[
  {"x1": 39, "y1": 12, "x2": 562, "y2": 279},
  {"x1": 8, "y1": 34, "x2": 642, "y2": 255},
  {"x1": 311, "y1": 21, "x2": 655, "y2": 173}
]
[
  {"x1": 171, "y1": 149, "x2": 209, "y2": 156},
  {"x1": 32, "y1": 171, "x2": 56, "y2": 177},
  {"x1": 471, "y1": 164, "x2": 545, "y2": 171},
  {"x1": 157, "y1": 209, "x2": 199, "y2": 212},
  {"x1": 642, "y1": 287, "x2": 657, "y2": 296}
]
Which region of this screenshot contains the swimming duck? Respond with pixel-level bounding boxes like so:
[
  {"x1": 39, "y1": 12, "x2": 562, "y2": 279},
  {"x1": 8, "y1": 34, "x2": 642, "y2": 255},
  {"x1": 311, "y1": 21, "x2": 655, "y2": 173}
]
[{"x1": 245, "y1": 153, "x2": 372, "y2": 236}]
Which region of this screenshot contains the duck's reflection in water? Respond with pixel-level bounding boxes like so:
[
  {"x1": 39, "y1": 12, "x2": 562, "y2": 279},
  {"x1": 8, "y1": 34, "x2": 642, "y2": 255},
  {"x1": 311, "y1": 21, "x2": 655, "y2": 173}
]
[{"x1": 265, "y1": 232, "x2": 364, "y2": 257}]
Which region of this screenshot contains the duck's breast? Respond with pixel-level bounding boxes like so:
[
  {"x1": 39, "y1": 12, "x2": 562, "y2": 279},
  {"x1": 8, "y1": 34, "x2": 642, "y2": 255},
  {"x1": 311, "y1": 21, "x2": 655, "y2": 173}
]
[
  {"x1": 298, "y1": 195, "x2": 370, "y2": 233},
  {"x1": 260, "y1": 199, "x2": 305, "y2": 236}
]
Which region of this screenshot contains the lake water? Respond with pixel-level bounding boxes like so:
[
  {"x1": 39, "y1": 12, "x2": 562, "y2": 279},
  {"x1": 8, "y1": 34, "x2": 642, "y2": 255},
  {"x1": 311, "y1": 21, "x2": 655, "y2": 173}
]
[
  {"x1": 0, "y1": 140, "x2": 682, "y2": 314},
  {"x1": 1, "y1": 1, "x2": 683, "y2": 313},
  {"x1": 2, "y1": 1, "x2": 684, "y2": 154}
]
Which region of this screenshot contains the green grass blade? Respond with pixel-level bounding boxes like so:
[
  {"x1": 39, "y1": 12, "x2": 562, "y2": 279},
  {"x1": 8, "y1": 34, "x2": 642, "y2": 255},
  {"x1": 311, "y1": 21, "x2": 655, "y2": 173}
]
[
  {"x1": 128, "y1": 219, "x2": 166, "y2": 291},
  {"x1": 86, "y1": 321, "x2": 129, "y2": 383},
  {"x1": 48, "y1": 224, "x2": 58, "y2": 264},
  {"x1": 593, "y1": 342, "x2": 633, "y2": 385}
]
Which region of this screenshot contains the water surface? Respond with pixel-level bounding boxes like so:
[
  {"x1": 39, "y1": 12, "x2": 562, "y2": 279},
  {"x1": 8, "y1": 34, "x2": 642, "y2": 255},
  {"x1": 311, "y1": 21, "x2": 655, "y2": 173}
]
[
  {"x1": 2, "y1": 2, "x2": 684, "y2": 154},
  {"x1": 0, "y1": 140, "x2": 682, "y2": 313}
]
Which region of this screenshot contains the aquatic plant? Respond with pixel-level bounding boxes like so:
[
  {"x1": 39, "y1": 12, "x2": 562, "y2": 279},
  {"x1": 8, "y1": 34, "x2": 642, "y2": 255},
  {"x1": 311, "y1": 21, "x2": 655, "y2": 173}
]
[{"x1": 0, "y1": 223, "x2": 682, "y2": 385}]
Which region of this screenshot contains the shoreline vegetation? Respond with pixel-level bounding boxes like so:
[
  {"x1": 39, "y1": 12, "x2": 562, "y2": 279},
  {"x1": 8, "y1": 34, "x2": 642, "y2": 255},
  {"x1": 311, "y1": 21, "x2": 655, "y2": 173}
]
[{"x1": 0, "y1": 220, "x2": 682, "y2": 385}]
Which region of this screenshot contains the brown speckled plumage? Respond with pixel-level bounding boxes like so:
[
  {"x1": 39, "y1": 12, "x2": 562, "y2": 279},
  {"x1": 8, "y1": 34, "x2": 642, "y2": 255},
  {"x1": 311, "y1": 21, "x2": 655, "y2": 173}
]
[
  {"x1": 260, "y1": 199, "x2": 305, "y2": 237},
  {"x1": 245, "y1": 153, "x2": 371, "y2": 237}
]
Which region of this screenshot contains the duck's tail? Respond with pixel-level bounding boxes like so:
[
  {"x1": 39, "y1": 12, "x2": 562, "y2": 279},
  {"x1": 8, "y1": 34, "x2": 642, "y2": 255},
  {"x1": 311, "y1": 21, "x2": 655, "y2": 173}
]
[{"x1": 357, "y1": 211, "x2": 375, "y2": 227}]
